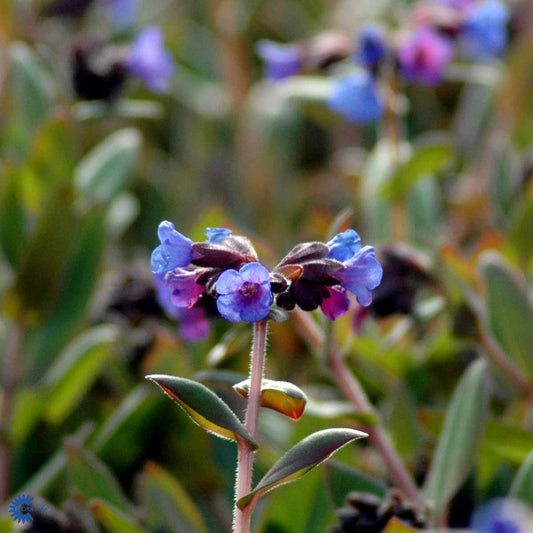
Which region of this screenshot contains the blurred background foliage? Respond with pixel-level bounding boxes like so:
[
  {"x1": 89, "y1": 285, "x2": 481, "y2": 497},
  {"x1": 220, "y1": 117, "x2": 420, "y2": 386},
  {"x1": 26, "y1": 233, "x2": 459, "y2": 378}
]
[{"x1": 0, "y1": 0, "x2": 532, "y2": 531}]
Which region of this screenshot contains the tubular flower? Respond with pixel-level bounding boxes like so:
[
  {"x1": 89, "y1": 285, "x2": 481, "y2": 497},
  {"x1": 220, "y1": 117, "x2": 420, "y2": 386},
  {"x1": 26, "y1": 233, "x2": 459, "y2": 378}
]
[
  {"x1": 151, "y1": 221, "x2": 193, "y2": 275},
  {"x1": 165, "y1": 269, "x2": 205, "y2": 308},
  {"x1": 328, "y1": 71, "x2": 384, "y2": 123},
  {"x1": 215, "y1": 263, "x2": 273, "y2": 323},
  {"x1": 398, "y1": 27, "x2": 453, "y2": 85},
  {"x1": 127, "y1": 26, "x2": 175, "y2": 93},
  {"x1": 461, "y1": 0, "x2": 509, "y2": 60},
  {"x1": 356, "y1": 25, "x2": 388, "y2": 68},
  {"x1": 256, "y1": 40, "x2": 303, "y2": 82}
]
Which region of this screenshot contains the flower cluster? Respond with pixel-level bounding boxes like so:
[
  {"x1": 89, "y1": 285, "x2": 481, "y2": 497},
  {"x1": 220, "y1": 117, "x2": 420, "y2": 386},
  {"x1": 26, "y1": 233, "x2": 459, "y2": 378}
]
[
  {"x1": 152, "y1": 222, "x2": 383, "y2": 340},
  {"x1": 257, "y1": 0, "x2": 509, "y2": 123}
]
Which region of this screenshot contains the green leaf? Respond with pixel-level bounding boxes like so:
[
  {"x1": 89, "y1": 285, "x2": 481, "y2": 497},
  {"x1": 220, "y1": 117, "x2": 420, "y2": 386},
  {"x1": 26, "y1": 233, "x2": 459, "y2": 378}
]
[
  {"x1": 379, "y1": 139, "x2": 453, "y2": 200},
  {"x1": 137, "y1": 462, "x2": 209, "y2": 533},
  {"x1": 233, "y1": 378, "x2": 307, "y2": 420},
  {"x1": 74, "y1": 128, "x2": 142, "y2": 203},
  {"x1": 146, "y1": 374, "x2": 258, "y2": 449},
  {"x1": 43, "y1": 325, "x2": 118, "y2": 424},
  {"x1": 510, "y1": 450, "x2": 533, "y2": 504},
  {"x1": 237, "y1": 428, "x2": 367, "y2": 509},
  {"x1": 8, "y1": 42, "x2": 54, "y2": 152},
  {"x1": 3, "y1": 185, "x2": 78, "y2": 325},
  {"x1": 480, "y1": 251, "x2": 533, "y2": 377},
  {"x1": 73, "y1": 100, "x2": 163, "y2": 121},
  {"x1": 279, "y1": 76, "x2": 333, "y2": 103},
  {"x1": 423, "y1": 359, "x2": 489, "y2": 521},
  {"x1": 65, "y1": 440, "x2": 129, "y2": 512},
  {"x1": 9, "y1": 387, "x2": 43, "y2": 445},
  {"x1": 508, "y1": 186, "x2": 533, "y2": 267},
  {"x1": 31, "y1": 208, "x2": 106, "y2": 375},
  {"x1": 0, "y1": 164, "x2": 26, "y2": 267},
  {"x1": 89, "y1": 499, "x2": 144, "y2": 533}
]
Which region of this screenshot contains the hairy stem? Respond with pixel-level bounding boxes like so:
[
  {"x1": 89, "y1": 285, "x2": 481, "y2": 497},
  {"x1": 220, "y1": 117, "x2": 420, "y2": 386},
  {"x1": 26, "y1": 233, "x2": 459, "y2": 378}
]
[
  {"x1": 292, "y1": 309, "x2": 424, "y2": 509},
  {"x1": 0, "y1": 320, "x2": 23, "y2": 502},
  {"x1": 233, "y1": 319, "x2": 268, "y2": 533}
]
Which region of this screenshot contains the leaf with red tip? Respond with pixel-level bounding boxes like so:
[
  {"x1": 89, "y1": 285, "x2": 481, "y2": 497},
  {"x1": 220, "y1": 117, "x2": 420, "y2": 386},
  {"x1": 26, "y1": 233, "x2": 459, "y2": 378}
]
[
  {"x1": 233, "y1": 379, "x2": 307, "y2": 420},
  {"x1": 237, "y1": 428, "x2": 367, "y2": 509},
  {"x1": 146, "y1": 375, "x2": 257, "y2": 449}
]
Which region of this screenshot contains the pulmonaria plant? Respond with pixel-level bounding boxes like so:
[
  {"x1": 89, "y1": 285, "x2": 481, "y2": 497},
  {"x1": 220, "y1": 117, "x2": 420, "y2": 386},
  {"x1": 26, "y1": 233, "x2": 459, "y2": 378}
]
[
  {"x1": 256, "y1": 0, "x2": 510, "y2": 124},
  {"x1": 148, "y1": 222, "x2": 382, "y2": 532}
]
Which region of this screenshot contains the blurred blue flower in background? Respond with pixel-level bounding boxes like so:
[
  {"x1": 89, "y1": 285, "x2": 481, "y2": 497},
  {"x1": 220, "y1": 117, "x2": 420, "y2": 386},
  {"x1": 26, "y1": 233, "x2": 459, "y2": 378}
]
[
  {"x1": 128, "y1": 26, "x2": 175, "y2": 92},
  {"x1": 356, "y1": 25, "x2": 388, "y2": 68},
  {"x1": 103, "y1": 0, "x2": 140, "y2": 27},
  {"x1": 151, "y1": 221, "x2": 193, "y2": 275},
  {"x1": 216, "y1": 262, "x2": 273, "y2": 322},
  {"x1": 256, "y1": 40, "x2": 303, "y2": 82},
  {"x1": 328, "y1": 71, "x2": 383, "y2": 123},
  {"x1": 398, "y1": 27, "x2": 453, "y2": 85},
  {"x1": 205, "y1": 227, "x2": 232, "y2": 244},
  {"x1": 461, "y1": 0, "x2": 509, "y2": 60},
  {"x1": 470, "y1": 498, "x2": 533, "y2": 533}
]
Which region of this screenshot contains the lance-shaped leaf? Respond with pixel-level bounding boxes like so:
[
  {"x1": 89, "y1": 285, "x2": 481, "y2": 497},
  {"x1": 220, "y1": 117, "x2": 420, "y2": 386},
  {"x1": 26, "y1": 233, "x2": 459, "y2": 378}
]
[
  {"x1": 237, "y1": 428, "x2": 367, "y2": 509},
  {"x1": 423, "y1": 359, "x2": 488, "y2": 521},
  {"x1": 233, "y1": 379, "x2": 307, "y2": 420},
  {"x1": 146, "y1": 375, "x2": 257, "y2": 449},
  {"x1": 510, "y1": 450, "x2": 533, "y2": 504},
  {"x1": 89, "y1": 500, "x2": 144, "y2": 533}
]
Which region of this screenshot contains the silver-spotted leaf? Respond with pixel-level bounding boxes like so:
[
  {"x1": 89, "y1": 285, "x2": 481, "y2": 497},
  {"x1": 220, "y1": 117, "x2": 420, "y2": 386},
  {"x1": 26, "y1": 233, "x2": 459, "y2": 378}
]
[{"x1": 146, "y1": 375, "x2": 257, "y2": 449}]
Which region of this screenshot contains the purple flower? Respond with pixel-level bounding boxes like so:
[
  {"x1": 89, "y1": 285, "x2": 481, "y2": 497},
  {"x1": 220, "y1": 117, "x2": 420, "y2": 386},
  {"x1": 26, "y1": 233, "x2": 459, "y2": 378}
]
[
  {"x1": 127, "y1": 27, "x2": 175, "y2": 93},
  {"x1": 215, "y1": 262, "x2": 273, "y2": 322},
  {"x1": 321, "y1": 286, "x2": 350, "y2": 321},
  {"x1": 471, "y1": 499, "x2": 533, "y2": 533},
  {"x1": 103, "y1": 0, "x2": 140, "y2": 27},
  {"x1": 256, "y1": 40, "x2": 302, "y2": 82},
  {"x1": 327, "y1": 229, "x2": 362, "y2": 262},
  {"x1": 178, "y1": 307, "x2": 210, "y2": 341},
  {"x1": 153, "y1": 273, "x2": 181, "y2": 319},
  {"x1": 165, "y1": 269, "x2": 205, "y2": 308},
  {"x1": 461, "y1": 0, "x2": 509, "y2": 60},
  {"x1": 205, "y1": 227, "x2": 232, "y2": 244},
  {"x1": 151, "y1": 221, "x2": 193, "y2": 275},
  {"x1": 356, "y1": 25, "x2": 388, "y2": 68},
  {"x1": 328, "y1": 71, "x2": 384, "y2": 123},
  {"x1": 398, "y1": 27, "x2": 453, "y2": 85},
  {"x1": 333, "y1": 246, "x2": 383, "y2": 306}
]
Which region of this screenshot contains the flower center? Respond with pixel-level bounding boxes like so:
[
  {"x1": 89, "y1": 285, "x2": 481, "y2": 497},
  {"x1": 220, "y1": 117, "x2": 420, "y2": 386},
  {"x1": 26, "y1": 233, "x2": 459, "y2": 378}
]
[{"x1": 241, "y1": 281, "x2": 259, "y2": 298}]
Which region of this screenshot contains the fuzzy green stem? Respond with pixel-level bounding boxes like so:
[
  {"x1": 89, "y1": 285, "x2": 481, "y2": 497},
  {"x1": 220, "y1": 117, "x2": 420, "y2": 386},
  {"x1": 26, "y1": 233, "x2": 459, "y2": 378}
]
[{"x1": 233, "y1": 319, "x2": 268, "y2": 533}]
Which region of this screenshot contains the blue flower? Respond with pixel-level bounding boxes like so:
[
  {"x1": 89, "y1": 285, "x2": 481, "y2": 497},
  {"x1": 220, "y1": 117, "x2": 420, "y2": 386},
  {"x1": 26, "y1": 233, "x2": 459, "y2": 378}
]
[
  {"x1": 151, "y1": 221, "x2": 193, "y2": 275},
  {"x1": 356, "y1": 25, "x2": 387, "y2": 68},
  {"x1": 256, "y1": 40, "x2": 302, "y2": 82},
  {"x1": 103, "y1": 0, "x2": 140, "y2": 27},
  {"x1": 398, "y1": 27, "x2": 453, "y2": 85},
  {"x1": 471, "y1": 498, "x2": 533, "y2": 533},
  {"x1": 327, "y1": 229, "x2": 362, "y2": 262},
  {"x1": 215, "y1": 262, "x2": 273, "y2": 322},
  {"x1": 205, "y1": 227, "x2": 232, "y2": 244},
  {"x1": 333, "y1": 246, "x2": 383, "y2": 306},
  {"x1": 127, "y1": 27, "x2": 175, "y2": 93},
  {"x1": 328, "y1": 71, "x2": 384, "y2": 123},
  {"x1": 462, "y1": 0, "x2": 509, "y2": 60}
]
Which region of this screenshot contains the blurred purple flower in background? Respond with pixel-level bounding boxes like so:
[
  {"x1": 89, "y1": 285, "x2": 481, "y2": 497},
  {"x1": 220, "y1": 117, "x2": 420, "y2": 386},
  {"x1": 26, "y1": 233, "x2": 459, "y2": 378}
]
[
  {"x1": 128, "y1": 26, "x2": 175, "y2": 92},
  {"x1": 328, "y1": 71, "x2": 383, "y2": 123},
  {"x1": 216, "y1": 262, "x2": 273, "y2": 322},
  {"x1": 398, "y1": 27, "x2": 453, "y2": 85},
  {"x1": 256, "y1": 40, "x2": 303, "y2": 82},
  {"x1": 151, "y1": 221, "x2": 193, "y2": 275},
  {"x1": 103, "y1": 0, "x2": 140, "y2": 27},
  {"x1": 461, "y1": 0, "x2": 509, "y2": 60},
  {"x1": 470, "y1": 498, "x2": 533, "y2": 533},
  {"x1": 178, "y1": 307, "x2": 211, "y2": 341},
  {"x1": 356, "y1": 25, "x2": 388, "y2": 68}
]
